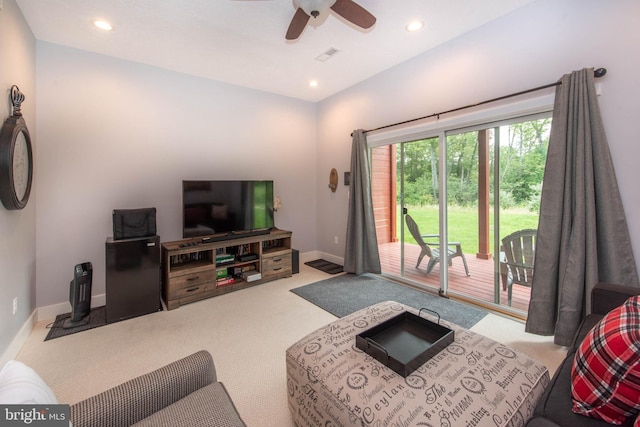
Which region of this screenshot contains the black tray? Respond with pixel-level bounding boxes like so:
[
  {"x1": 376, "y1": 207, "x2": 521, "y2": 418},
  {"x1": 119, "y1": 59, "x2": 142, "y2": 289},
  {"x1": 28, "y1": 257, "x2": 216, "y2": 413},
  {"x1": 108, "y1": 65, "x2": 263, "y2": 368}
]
[{"x1": 356, "y1": 309, "x2": 454, "y2": 377}]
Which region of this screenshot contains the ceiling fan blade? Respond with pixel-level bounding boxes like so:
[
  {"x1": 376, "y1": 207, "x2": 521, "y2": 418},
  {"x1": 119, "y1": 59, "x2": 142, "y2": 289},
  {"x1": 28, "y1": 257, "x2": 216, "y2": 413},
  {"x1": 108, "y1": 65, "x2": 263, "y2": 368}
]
[
  {"x1": 330, "y1": 0, "x2": 376, "y2": 29},
  {"x1": 286, "y1": 7, "x2": 310, "y2": 40}
]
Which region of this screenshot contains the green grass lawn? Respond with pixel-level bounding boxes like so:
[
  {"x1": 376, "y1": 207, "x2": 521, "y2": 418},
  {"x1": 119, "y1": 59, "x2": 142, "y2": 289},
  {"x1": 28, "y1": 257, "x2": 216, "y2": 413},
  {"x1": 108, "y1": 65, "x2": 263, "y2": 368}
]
[{"x1": 401, "y1": 205, "x2": 539, "y2": 254}]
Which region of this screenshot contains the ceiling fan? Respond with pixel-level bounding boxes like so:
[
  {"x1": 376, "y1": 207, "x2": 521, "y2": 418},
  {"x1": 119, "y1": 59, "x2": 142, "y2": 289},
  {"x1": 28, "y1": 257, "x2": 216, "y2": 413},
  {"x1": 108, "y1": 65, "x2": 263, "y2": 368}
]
[{"x1": 286, "y1": 0, "x2": 376, "y2": 40}]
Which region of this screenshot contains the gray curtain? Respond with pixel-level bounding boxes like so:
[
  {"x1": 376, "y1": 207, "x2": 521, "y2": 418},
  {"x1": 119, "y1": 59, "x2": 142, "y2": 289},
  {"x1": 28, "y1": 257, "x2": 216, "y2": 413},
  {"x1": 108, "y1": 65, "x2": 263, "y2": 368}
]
[
  {"x1": 344, "y1": 129, "x2": 381, "y2": 274},
  {"x1": 525, "y1": 68, "x2": 639, "y2": 346}
]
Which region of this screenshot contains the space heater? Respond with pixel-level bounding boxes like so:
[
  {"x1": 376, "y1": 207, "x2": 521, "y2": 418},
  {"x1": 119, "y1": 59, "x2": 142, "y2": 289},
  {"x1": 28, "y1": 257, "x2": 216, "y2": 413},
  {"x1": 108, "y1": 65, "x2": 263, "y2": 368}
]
[{"x1": 63, "y1": 262, "x2": 93, "y2": 329}]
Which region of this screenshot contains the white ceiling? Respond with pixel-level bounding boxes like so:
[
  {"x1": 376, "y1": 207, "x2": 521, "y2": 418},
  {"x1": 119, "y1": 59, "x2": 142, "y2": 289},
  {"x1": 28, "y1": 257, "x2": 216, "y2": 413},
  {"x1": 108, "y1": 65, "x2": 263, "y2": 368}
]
[{"x1": 15, "y1": 0, "x2": 536, "y2": 102}]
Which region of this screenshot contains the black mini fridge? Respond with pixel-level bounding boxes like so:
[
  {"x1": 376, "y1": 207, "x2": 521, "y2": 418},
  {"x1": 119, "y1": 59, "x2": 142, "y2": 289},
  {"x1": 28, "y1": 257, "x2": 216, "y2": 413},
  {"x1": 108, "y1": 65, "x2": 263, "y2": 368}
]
[{"x1": 105, "y1": 235, "x2": 161, "y2": 323}]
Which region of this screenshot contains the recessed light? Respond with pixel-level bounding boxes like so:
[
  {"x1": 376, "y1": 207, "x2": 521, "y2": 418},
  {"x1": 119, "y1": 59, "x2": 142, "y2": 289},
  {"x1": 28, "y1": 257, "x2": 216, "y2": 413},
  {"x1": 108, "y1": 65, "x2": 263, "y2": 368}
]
[
  {"x1": 93, "y1": 19, "x2": 114, "y2": 31},
  {"x1": 406, "y1": 20, "x2": 424, "y2": 32},
  {"x1": 309, "y1": 80, "x2": 319, "y2": 88}
]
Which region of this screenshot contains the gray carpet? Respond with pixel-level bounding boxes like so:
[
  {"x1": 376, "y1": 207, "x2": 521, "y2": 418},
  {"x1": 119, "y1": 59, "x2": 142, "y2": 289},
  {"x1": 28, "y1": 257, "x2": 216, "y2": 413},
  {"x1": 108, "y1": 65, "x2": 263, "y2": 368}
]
[{"x1": 291, "y1": 273, "x2": 487, "y2": 329}]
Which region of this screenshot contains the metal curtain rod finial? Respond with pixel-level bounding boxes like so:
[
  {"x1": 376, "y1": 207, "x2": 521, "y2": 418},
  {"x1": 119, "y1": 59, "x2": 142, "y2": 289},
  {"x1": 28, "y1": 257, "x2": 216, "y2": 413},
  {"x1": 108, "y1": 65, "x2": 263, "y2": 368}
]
[{"x1": 594, "y1": 67, "x2": 607, "y2": 78}]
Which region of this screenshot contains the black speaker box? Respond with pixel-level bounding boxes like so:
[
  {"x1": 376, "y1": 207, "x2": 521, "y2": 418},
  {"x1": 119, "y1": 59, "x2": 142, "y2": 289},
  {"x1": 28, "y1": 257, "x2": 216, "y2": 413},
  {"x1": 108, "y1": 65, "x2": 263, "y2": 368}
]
[{"x1": 292, "y1": 249, "x2": 299, "y2": 274}]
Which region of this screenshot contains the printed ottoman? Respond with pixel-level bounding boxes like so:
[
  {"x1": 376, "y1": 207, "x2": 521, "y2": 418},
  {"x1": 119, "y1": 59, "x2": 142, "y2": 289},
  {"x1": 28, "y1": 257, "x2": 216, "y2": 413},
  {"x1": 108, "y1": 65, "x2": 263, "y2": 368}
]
[{"x1": 286, "y1": 300, "x2": 549, "y2": 427}]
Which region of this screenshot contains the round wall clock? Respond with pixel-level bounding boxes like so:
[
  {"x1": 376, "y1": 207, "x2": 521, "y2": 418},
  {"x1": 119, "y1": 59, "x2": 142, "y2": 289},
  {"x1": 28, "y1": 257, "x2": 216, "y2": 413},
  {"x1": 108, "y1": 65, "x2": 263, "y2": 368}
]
[{"x1": 0, "y1": 86, "x2": 33, "y2": 210}]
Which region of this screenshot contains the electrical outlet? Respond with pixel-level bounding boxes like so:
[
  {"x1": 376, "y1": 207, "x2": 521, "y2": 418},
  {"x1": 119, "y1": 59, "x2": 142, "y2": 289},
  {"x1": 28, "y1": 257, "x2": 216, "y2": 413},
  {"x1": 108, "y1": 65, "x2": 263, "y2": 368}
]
[
  {"x1": 12, "y1": 297, "x2": 18, "y2": 315},
  {"x1": 334, "y1": 236, "x2": 339, "y2": 244}
]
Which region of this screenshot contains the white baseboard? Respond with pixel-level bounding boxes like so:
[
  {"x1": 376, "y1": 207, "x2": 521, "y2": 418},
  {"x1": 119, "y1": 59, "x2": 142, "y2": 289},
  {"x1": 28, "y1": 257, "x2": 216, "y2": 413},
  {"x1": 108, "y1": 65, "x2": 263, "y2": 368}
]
[
  {"x1": 298, "y1": 250, "x2": 344, "y2": 267},
  {"x1": 35, "y1": 252, "x2": 339, "y2": 320},
  {"x1": 1, "y1": 294, "x2": 107, "y2": 365},
  {"x1": 32, "y1": 251, "x2": 343, "y2": 321},
  {"x1": 36, "y1": 294, "x2": 106, "y2": 322},
  {"x1": 3, "y1": 252, "x2": 342, "y2": 365},
  {"x1": 32, "y1": 252, "x2": 342, "y2": 321},
  {"x1": 0, "y1": 310, "x2": 37, "y2": 368}
]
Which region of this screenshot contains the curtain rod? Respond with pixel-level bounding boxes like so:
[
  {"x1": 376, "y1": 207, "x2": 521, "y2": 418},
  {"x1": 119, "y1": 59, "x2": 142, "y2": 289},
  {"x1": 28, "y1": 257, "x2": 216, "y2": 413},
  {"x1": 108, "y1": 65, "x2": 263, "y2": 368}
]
[{"x1": 357, "y1": 67, "x2": 607, "y2": 135}]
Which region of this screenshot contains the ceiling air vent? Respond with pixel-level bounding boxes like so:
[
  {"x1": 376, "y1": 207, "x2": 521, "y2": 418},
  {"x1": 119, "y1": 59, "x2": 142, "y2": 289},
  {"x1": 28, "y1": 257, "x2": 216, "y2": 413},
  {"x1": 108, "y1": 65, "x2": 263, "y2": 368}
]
[{"x1": 315, "y1": 47, "x2": 340, "y2": 62}]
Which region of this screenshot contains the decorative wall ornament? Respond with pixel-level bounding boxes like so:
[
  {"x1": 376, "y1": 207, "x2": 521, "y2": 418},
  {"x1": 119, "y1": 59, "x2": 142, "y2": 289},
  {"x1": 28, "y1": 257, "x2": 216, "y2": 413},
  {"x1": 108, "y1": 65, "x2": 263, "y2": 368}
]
[
  {"x1": 328, "y1": 168, "x2": 338, "y2": 192},
  {"x1": 0, "y1": 85, "x2": 33, "y2": 210}
]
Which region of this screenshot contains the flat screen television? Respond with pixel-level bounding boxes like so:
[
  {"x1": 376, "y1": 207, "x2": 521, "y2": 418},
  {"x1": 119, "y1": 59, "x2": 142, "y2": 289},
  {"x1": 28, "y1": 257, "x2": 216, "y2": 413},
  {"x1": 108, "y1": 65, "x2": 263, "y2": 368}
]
[{"x1": 182, "y1": 180, "x2": 274, "y2": 238}]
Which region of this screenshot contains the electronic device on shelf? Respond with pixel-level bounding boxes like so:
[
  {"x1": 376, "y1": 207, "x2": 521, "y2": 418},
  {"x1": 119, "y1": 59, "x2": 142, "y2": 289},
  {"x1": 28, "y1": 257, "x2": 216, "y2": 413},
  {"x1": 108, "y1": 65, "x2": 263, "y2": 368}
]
[
  {"x1": 182, "y1": 180, "x2": 274, "y2": 239},
  {"x1": 241, "y1": 271, "x2": 262, "y2": 282},
  {"x1": 238, "y1": 253, "x2": 259, "y2": 262},
  {"x1": 216, "y1": 253, "x2": 235, "y2": 264},
  {"x1": 63, "y1": 262, "x2": 93, "y2": 329}
]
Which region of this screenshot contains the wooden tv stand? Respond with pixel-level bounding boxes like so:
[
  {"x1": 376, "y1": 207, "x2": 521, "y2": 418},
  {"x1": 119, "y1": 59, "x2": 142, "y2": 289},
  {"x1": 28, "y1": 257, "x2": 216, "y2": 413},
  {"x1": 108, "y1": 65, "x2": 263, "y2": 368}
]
[{"x1": 161, "y1": 229, "x2": 292, "y2": 310}]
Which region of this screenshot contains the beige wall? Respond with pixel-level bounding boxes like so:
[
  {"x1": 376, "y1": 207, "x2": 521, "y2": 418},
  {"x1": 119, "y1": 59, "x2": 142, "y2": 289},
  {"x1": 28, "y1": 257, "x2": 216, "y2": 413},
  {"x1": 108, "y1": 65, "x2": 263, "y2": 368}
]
[
  {"x1": 34, "y1": 43, "x2": 318, "y2": 308},
  {"x1": 0, "y1": 0, "x2": 36, "y2": 363},
  {"x1": 316, "y1": 0, "x2": 640, "y2": 278}
]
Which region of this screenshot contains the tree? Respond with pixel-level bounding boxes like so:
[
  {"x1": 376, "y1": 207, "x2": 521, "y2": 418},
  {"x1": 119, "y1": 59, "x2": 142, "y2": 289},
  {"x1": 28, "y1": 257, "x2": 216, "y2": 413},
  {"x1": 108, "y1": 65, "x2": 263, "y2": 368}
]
[
  {"x1": 394, "y1": 118, "x2": 550, "y2": 209},
  {"x1": 499, "y1": 119, "x2": 550, "y2": 205}
]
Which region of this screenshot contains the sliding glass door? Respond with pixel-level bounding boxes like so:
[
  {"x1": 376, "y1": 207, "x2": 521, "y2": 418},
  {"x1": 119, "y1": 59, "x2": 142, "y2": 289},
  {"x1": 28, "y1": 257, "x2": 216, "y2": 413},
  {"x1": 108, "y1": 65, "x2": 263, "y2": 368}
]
[
  {"x1": 374, "y1": 113, "x2": 551, "y2": 316},
  {"x1": 399, "y1": 137, "x2": 442, "y2": 293}
]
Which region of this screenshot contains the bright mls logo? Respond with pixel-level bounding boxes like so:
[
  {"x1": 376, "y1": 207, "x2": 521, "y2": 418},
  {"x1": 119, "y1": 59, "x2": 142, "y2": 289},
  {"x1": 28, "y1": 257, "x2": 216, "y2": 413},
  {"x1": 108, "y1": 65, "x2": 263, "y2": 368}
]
[{"x1": 0, "y1": 405, "x2": 69, "y2": 426}]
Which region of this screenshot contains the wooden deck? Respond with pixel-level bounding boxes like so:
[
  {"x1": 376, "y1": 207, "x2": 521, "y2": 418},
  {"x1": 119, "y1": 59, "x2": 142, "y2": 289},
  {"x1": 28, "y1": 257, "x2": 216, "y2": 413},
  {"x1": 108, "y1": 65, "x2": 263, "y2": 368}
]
[{"x1": 378, "y1": 241, "x2": 531, "y2": 314}]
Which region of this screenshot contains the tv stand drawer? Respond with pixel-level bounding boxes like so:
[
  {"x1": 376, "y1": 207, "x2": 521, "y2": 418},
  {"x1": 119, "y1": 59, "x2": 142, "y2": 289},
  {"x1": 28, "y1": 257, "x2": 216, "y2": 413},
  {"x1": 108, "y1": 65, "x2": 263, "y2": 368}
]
[
  {"x1": 166, "y1": 270, "x2": 216, "y2": 300},
  {"x1": 172, "y1": 270, "x2": 216, "y2": 289},
  {"x1": 262, "y1": 253, "x2": 292, "y2": 278},
  {"x1": 171, "y1": 282, "x2": 212, "y2": 300}
]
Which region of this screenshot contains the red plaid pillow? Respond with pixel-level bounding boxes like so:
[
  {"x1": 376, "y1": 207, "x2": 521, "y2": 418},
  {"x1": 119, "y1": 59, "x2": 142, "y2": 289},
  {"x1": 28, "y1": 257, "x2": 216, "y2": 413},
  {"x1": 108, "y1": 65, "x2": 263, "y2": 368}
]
[{"x1": 571, "y1": 295, "x2": 640, "y2": 424}]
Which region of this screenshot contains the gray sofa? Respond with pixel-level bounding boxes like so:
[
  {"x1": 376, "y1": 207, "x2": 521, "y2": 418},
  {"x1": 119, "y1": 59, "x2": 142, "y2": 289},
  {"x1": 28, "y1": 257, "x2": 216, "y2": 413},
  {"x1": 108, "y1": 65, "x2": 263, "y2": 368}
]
[
  {"x1": 70, "y1": 350, "x2": 246, "y2": 427},
  {"x1": 526, "y1": 282, "x2": 640, "y2": 427}
]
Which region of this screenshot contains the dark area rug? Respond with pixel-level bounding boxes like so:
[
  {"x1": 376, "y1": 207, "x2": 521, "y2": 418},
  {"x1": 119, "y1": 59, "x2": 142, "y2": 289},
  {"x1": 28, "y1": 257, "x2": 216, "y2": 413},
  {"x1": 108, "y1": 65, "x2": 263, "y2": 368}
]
[
  {"x1": 304, "y1": 259, "x2": 343, "y2": 274},
  {"x1": 45, "y1": 306, "x2": 107, "y2": 341},
  {"x1": 291, "y1": 273, "x2": 487, "y2": 329}
]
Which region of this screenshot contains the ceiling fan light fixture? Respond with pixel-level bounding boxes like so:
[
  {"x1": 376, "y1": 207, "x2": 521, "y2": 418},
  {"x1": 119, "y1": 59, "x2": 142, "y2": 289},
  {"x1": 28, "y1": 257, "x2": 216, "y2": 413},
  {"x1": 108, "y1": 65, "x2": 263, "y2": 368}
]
[
  {"x1": 296, "y1": 0, "x2": 337, "y2": 18},
  {"x1": 406, "y1": 20, "x2": 424, "y2": 32},
  {"x1": 287, "y1": 0, "x2": 376, "y2": 40}
]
